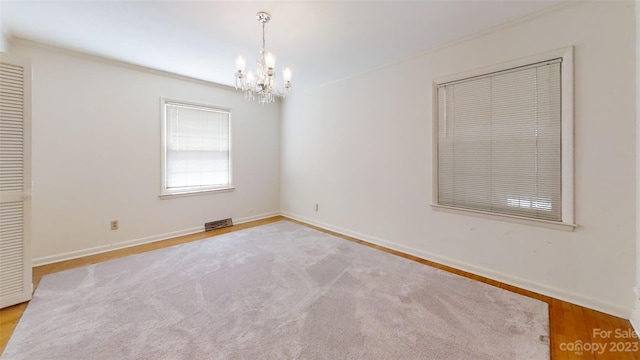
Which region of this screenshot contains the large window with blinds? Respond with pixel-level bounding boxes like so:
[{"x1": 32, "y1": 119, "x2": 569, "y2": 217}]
[
  {"x1": 161, "y1": 99, "x2": 232, "y2": 197},
  {"x1": 433, "y1": 49, "x2": 574, "y2": 229}
]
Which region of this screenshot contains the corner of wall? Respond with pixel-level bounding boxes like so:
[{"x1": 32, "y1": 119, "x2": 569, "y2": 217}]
[{"x1": 631, "y1": 290, "x2": 640, "y2": 334}]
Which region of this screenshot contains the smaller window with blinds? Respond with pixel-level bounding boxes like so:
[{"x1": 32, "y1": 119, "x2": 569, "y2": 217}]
[
  {"x1": 161, "y1": 99, "x2": 233, "y2": 197},
  {"x1": 433, "y1": 48, "x2": 575, "y2": 230}
]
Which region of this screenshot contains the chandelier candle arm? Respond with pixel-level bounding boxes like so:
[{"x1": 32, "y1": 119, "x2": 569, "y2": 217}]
[{"x1": 234, "y1": 11, "x2": 292, "y2": 104}]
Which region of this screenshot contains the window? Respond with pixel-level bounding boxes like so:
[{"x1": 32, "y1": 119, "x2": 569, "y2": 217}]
[
  {"x1": 433, "y1": 48, "x2": 574, "y2": 230},
  {"x1": 161, "y1": 99, "x2": 232, "y2": 197}
]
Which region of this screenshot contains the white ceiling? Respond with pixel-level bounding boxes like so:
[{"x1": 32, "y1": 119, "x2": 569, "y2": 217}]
[{"x1": 0, "y1": 0, "x2": 564, "y2": 92}]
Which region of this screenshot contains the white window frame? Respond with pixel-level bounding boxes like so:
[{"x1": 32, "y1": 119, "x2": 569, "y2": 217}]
[
  {"x1": 431, "y1": 47, "x2": 576, "y2": 231},
  {"x1": 160, "y1": 98, "x2": 234, "y2": 199}
]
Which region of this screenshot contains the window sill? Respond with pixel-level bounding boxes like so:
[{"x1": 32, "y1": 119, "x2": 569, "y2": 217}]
[
  {"x1": 430, "y1": 204, "x2": 577, "y2": 232},
  {"x1": 159, "y1": 187, "x2": 235, "y2": 200}
]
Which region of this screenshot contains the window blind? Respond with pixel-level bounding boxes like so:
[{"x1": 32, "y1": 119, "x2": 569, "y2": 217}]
[
  {"x1": 165, "y1": 103, "x2": 230, "y2": 191},
  {"x1": 437, "y1": 59, "x2": 561, "y2": 222}
]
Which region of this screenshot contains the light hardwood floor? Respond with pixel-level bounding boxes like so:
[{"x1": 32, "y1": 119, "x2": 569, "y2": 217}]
[{"x1": 1, "y1": 216, "x2": 638, "y2": 359}]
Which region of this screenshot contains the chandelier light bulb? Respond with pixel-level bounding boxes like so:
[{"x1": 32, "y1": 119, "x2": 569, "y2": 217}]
[
  {"x1": 283, "y1": 67, "x2": 292, "y2": 83},
  {"x1": 236, "y1": 56, "x2": 246, "y2": 72},
  {"x1": 265, "y1": 53, "x2": 276, "y2": 69}
]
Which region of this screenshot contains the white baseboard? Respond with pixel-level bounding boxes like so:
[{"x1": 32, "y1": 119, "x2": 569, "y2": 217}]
[
  {"x1": 281, "y1": 211, "x2": 631, "y2": 319},
  {"x1": 31, "y1": 209, "x2": 632, "y2": 320},
  {"x1": 631, "y1": 289, "x2": 640, "y2": 335},
  {"x1": 32, "y1": 211, "x2": 281, "y2": 267},
  {"x1": 32, "y1": 226, "x2": 203, "y2": 267},
  {"x1": 234, "y1": 211, "x2": 281, "y2": 225}
]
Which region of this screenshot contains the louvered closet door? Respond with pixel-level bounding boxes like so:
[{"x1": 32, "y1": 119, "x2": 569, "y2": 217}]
[{"x1": 0, "y1": 54, "x2": 32, "y2": 309}]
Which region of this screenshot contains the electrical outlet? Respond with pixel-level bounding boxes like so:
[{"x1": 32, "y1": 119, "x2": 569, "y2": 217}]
[{"x1": 110, "y1": 220, "x2": 119, "y2": 230}]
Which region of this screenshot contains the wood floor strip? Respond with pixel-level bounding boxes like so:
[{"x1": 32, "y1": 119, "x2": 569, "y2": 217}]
[
  {"x1": 550, "y1": 299, "x2": 570, "y2": 360},
  {"x1": 1, "y1": 216, "x2": 638, "y2": 359}
]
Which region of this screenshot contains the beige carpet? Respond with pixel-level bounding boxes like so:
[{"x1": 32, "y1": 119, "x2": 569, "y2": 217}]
[{"x1": 2, "y1": 221, "x2": 549, "y2": 359}]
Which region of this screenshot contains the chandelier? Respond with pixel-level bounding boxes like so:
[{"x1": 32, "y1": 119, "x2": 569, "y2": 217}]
[{"x1": 235, "y1": 12, "x2": 292, "y2": 104}]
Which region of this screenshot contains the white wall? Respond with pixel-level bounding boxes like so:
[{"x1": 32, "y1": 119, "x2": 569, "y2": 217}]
[
  {"x1": 634, "y1": 0, "x2": 640, "y2": 332},
  {"x1": 0, "y1": 29, "x2": 8, "y2": 52},
  {"x1": 281, "y1": 1, "x2": 636, "y2": 318},
  {"x1": 11, "y1": 39, "x2": 281, "y2": 264}
]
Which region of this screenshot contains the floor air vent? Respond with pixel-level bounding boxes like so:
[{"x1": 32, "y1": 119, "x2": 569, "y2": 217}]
[{"x1": 205, "y1": 218, "x2": 233, "y2": 231}]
